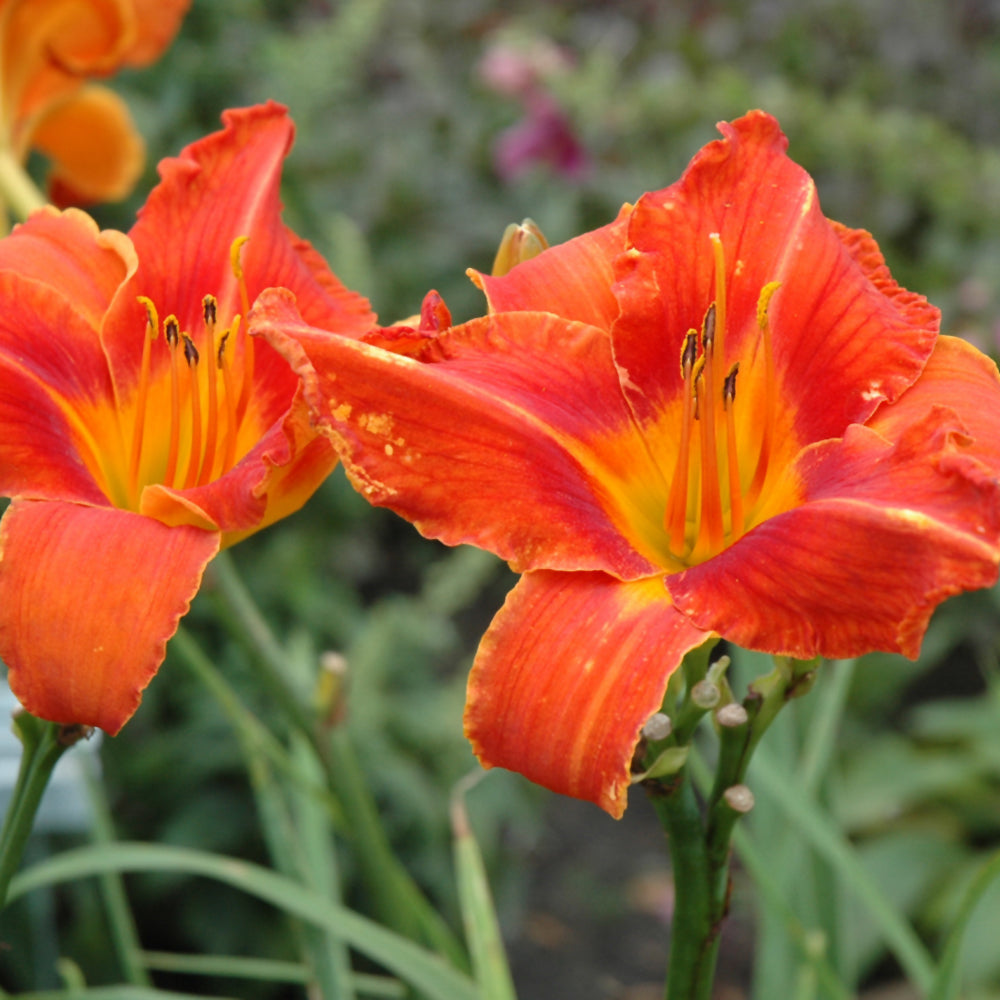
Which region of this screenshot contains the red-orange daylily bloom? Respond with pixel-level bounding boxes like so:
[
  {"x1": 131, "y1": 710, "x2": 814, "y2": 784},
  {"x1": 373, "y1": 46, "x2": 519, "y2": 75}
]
[
  {"x1": 0, "y1": 102, "x2": 375, "y2": 733},
  {"x1": 252, "y1": 111, "x2": 1000, "y2": 817},
  {"x1": 0, "y1": 0, "x2": 189, "y2": 205}
]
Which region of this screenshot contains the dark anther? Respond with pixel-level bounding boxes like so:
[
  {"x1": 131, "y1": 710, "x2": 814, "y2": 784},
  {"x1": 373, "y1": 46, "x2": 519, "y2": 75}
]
[
  {"x1": 680, "y1": 331, "x2": 698, "y2": 377},
  {"x1": 182, "y1": 334, "x2": 200, "y2": 367},
  {"x1": 203, "y1": 295, "x2": 217, "y2": 326},
  {"x1": 723, "y1": 362, "x2": 740, "y2": 405},
  {"x1": 217, "y1": 331, "x2": 230, "y2": 369},
  {"x1": 703, "y1": 302, "x2": 717, "y2": 351},
  {"x1": 165, "y1": 316, "x2": 180, "y2": 347}
]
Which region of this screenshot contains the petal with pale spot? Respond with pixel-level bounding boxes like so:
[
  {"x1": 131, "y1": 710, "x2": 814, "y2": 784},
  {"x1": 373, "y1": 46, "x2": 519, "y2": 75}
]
[{"x1": 254, "y1": 289, "x2": 660, "y2": 578}]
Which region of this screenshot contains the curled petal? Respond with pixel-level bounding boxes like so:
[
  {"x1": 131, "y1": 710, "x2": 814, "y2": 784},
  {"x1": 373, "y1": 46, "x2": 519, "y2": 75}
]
[
  {"x1": 465, "y1": 570, "x2": 709, "y2": 818},
  {"x1": 123, "y1": 0, "x2": 191, "y2": 66},
  {"x1": 33, "y1": 85, "x2": 145, "y2": 206},
  {"x1": 0, "y1": 498, "x2": 219, "y2": 733},
  {"x1": 140, "y1": 396, "x2": 338, "y2": 543},
  {"x1": 868, "y1": 335, "x2": 1000, "y2": 470},
  {"x1": 0, "y1": 207, "x2": 135, "y2": 330}
]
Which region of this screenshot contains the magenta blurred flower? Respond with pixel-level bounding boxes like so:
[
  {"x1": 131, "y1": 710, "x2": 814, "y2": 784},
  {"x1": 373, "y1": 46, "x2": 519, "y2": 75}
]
[{"x1": 479, "y1": 37, "x2": 588, "y2": 182}]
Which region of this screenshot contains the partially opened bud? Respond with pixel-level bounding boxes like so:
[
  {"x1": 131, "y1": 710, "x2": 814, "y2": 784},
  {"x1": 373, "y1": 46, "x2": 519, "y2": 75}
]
[{"x1": 491, "y1": 218, "x2": 549, "y2": 276}]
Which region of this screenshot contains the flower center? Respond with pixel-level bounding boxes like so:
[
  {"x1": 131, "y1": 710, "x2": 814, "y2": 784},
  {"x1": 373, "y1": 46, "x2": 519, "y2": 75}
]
[
  {"x1": 662, "y1": 233, "x2": 780, "y2": 566},
  {"x1": 125, "y1": 236, "x2": 253, "y2": 508}
]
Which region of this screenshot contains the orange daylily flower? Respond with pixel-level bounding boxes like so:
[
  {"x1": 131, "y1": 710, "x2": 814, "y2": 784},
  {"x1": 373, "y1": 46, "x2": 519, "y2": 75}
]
[
  {"x1": 252, "y1": 111, "x2": 1000, "y2": 817},
  {"x1": 0, "y1": 0, "x2": 189, "y2": 205},
  {"x1": 0, "y1": 102, "x2": 376, "y2": 733}
]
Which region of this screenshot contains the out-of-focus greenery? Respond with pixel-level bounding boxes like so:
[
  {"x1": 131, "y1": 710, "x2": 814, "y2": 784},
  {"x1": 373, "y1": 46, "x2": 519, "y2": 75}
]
[{"x1": 4, "y1": 0, "x2": 1000, "y2": 997}]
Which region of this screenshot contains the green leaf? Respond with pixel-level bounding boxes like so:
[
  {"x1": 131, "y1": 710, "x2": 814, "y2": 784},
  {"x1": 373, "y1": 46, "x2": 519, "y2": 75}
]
[
  {"x1": 9, "y1": 843, "x2": 478, "y2": 1000},
  {"x1": 929, "y1": 849, "x2": 1000, "y2": 1000}
]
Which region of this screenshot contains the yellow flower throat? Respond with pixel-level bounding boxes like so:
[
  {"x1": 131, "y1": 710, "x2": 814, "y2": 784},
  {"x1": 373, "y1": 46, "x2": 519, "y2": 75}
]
[
  {"x1": 662, "y1": 234, "x2": 781, "y2": 566},
  {"x1": 124, "y1": 236, "x2": 254, "y2": 508}
]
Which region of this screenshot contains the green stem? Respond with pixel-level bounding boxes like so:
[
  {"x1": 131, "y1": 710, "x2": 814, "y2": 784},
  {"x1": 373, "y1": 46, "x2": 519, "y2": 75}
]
[
  {"x1": 0, "y1": 147, "x2": 46, "y2": 223},
  {"x1": 0, "y1": 714, "x2": 81, "y2": 909},
  {"x1": 650, "y1": 771, "x2": 724, "y2": 1000}
]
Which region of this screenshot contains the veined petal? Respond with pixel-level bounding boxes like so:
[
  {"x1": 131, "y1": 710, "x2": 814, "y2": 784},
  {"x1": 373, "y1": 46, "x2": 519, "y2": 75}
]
[
  {"x1": 612, "y1": 111, "x2": 937, "y2": 435},
  {"x1": 254, "y1": 289, "x2": 661, "y2": 578},
  {"x1": 103, "y1": 102, "x2": 375, "y2": 410},
  {"x1": 0, "y1": 498, "x2": 219, "y2": 733},
  {"x1": 0, "y1": 270, "x2": 122, "y2": 500},
  {"x1": 470, "y1": 204, "x2": 631, "y2": 329},
  {"x1": 465, "y1": 570, "x2": 709, "y2": 818},
  {"x1": 32, "y1": 85, "x2": 145, "y2": 205},
  {"x1": 668, "y1": 408, "x2": 1000, "y2": 659}
]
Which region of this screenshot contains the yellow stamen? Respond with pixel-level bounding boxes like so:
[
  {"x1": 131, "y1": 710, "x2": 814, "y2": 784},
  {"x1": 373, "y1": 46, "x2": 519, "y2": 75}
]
[
  {"x1": 723, "y1": 362, "x2": 743, "y2": 541},
  {"x1": 181, "y1": 334, "x2": 202, "y2": 490},
  {"x1": 665, "y1": 331, "x2": 699, "y2": 553},
  {"x1": 218, "y1": 321, "x2": 239, "y2": 474},
  {"x1": 163, "y1": 316, "x2": 182, "y2": 488},
  {"x1": 697, "y1": 302, "x2": 725, "y2": 552},
  {"x1": 746, "y1": 281, "x2": 781, "y2": 508},
  {"x1": 709, "y1": 233, "x2": 727, "y2": 363},
  {"x1": 198, "y1": 295, "x2": 220, "y2": 484},
  {"x1": 230, "y1": 236, "x2": 255, "y2": 426},
  {"x1": 128, "y1": 297, "x2": 158, "y2": 495}
]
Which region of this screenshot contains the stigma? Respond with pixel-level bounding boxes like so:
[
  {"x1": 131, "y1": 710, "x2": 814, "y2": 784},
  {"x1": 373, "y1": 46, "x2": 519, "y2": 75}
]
[
  {"x1": 662, "y1": 233, "x2": 780, "y2": 565},
  {"x1": 125, "y1": 236, "x2": 253, "y2": 507}
]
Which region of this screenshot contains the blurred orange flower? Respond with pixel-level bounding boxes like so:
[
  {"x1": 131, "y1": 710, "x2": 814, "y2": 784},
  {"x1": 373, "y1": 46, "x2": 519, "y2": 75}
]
[
  {"x1": 252, "y1": 111, "x2": 1000, "y2": 816},
  {"x1": 0, "y1": 103, "x2": 376, "y2": 733},
  {"x1": 0, "y1": 0, "x2": 189, "y2": 206}
]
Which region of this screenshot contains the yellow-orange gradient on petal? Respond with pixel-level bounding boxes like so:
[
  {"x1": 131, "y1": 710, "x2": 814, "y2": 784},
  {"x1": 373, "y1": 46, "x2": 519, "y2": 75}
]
[
  {"x1": 0, "y1": 102, "x2": 377, "y2": 734},
  {"x1": 0, "y1": 0, "x2": 190, "y2": 206},
  {"x1": 250, "y1": 111, "x2": 1000, "y2": 817}
]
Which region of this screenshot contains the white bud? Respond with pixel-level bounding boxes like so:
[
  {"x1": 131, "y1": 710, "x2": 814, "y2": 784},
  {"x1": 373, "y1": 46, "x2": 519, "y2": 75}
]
[
  {"x1": 723, "y1": 784, "x2": 755, "y2": 813},
  {"x1": 641, "y1": 712, "x2": 672, "y2": 741},
  {"x1": 690, "y1": 679, "x2": 721, "y2": 709},
  {"x1": 715, "y1": 703, "x2": 748, "y2": 728}
]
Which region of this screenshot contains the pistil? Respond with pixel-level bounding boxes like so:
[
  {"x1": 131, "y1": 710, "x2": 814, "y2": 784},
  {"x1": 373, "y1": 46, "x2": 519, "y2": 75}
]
[
  {"x1": 163, "y1": 315, "x2": 182, "y2": 488},
  {"x1": 665, "y1": 331, "x2": 699, "y2": 553},
  {"x1": 128, "y1": 297, "x2": 158, "y2": 495}
]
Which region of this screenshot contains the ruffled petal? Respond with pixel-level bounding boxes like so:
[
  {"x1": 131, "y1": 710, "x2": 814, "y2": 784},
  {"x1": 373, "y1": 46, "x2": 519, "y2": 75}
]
[
  {"x1": 464, "y1": 570, "x2": 709, "y2": 818},
  {"x1": 103, "y1": 102, "x2": 375, "y2": 431},
  {"x1": 668, "y1": 409, "x2": 1000, "y2": 659},
  {"x1": 33, "y1": 85, "x2": 145, "y2": 205},
  {"x1": 868, "y1": 335, "x2": 1000, "y2": 470},
  {"x1": 612, "y1": 111, "x2": 938, "y2": 436},
  {"x1": 469, "y1": 204, "x2": 631, "y2": 330},
  {"x1": 254, "y1": 289, "x2": 661, "y2": 578},
  {"x1": 0, "y1": 207, "x2": 135, "y2": 330},
  {"x1": 0, "y1": 498, "x2": 219, "y2": 733},
  {"x1": 123, "y1": 0, "x2": 190, "y2": 66}
]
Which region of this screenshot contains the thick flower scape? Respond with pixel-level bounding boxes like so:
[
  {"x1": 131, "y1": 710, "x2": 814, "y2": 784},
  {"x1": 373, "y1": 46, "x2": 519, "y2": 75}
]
[
  {"x1": 226, "y1": 112, "x2": 1000, "y2": 815},
  {"x1": 0, "y1": 102, "x2": 375, "y2": 734}
]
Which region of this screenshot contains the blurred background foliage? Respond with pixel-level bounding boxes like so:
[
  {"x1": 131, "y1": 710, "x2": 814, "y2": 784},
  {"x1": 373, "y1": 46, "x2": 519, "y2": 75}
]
[{"x1": 4, "y1": 0, "x2": 1000, "y2": 997}]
